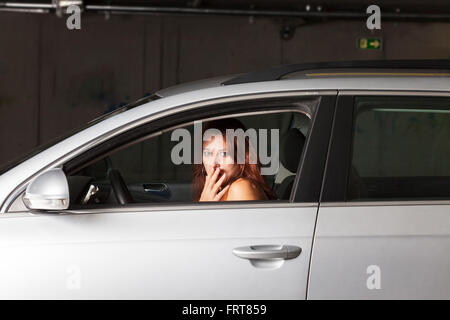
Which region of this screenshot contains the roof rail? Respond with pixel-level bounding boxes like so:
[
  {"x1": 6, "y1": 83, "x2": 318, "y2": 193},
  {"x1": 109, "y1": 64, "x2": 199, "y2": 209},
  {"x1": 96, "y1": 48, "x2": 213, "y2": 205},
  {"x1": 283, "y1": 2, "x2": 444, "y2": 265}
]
[{"x1": 222, "y1": 59, "x2": 450, "y2": 85}]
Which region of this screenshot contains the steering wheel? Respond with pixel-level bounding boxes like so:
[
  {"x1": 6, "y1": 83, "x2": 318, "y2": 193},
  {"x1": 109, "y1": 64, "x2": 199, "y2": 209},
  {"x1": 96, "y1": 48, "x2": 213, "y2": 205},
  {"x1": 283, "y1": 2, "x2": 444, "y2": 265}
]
[{"x1": 108, "y1": 169, "x2": 133, "y2": 205}]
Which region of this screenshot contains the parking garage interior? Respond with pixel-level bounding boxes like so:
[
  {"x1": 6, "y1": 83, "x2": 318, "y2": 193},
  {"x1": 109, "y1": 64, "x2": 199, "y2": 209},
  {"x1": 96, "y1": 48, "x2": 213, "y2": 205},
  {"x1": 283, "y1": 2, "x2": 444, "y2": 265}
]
[{"x1": 1, "y1": 0, "x2": 450, "y2": 166}]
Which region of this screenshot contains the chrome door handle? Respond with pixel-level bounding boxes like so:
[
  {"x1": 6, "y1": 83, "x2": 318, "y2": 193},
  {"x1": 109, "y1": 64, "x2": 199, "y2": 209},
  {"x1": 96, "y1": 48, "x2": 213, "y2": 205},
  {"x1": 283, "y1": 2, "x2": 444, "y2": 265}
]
[{"x1": 232, "y1": 245, "x2": 302, "y2": 260}]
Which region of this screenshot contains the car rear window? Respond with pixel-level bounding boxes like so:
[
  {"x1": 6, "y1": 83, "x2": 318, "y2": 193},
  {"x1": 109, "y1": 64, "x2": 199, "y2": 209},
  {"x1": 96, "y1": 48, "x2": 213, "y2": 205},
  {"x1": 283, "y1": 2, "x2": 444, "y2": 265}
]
[{"x1": 347, "y1": 96, "x2": 450, "y2": 201}]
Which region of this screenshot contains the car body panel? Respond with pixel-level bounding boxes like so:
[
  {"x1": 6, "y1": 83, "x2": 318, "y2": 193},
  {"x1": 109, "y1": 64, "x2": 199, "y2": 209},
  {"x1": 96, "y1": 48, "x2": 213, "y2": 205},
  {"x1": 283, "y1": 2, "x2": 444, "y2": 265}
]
[
  {"x1": 0, "y1": 204, "x2": 316, "y2": 299},
  {"x1": 308, "y1": 203, "x2": 450, "y2": 299},
  {"x1": 308, "y1": 90, "x2": 450, "y2": 299}
]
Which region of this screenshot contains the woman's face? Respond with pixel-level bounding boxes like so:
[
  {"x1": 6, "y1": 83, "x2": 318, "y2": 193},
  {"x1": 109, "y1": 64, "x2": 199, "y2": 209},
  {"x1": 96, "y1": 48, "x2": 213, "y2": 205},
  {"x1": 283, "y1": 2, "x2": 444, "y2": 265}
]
[{"x1": 202, "y1": 135, "x2": 239, "y2": 179}]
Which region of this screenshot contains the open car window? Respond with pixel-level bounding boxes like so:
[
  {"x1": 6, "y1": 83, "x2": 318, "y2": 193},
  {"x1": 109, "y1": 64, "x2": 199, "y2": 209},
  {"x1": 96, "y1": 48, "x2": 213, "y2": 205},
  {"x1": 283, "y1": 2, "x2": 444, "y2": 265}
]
[{"x1": 66, "y1": 108, "x2": 312, "y2": 208}]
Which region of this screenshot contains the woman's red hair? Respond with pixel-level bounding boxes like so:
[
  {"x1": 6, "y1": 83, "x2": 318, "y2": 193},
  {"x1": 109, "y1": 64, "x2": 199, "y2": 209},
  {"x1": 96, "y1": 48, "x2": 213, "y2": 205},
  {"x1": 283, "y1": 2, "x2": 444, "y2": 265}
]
[{"x1": 192, "y1": 118, "x2": 276, "y2": 201}]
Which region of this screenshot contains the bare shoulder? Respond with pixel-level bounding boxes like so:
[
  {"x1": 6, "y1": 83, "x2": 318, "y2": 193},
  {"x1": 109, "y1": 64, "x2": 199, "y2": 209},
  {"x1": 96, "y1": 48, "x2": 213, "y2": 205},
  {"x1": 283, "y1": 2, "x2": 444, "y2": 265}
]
[
  {"x1": 225, "y1": 178, "x2": 264, "y2": 201},
  {"x1": 230, "y1": 178, "x2": 254, "y2": 187}
]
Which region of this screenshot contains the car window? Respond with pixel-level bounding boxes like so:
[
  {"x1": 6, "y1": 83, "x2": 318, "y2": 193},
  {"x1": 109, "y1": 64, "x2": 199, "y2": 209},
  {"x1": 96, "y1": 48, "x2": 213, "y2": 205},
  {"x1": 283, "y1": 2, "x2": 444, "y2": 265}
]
[
  {"x1": 348, "y1": 96, "x2": 450, "y2": 201},
  {"x1": 67, "y1": 110, "x2": 312, "y2": 208}
]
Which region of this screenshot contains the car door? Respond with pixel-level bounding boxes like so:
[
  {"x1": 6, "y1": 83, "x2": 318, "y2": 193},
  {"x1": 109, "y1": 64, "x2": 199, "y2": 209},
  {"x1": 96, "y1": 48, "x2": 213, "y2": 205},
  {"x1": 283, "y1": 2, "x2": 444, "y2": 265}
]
[
  {"x1": 0, "y1": 92, "x2": 335, "y2": 299},
  {"x1": 309, "y1": 93, "x2": 450, "y2": 299}
]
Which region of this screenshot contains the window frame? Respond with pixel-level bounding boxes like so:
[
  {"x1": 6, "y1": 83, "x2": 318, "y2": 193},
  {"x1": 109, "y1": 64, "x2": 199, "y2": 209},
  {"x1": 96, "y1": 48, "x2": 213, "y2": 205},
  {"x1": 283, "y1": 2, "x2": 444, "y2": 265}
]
[
  {"x1": 321, "y1": 90, "x2": 450, "y2": 204},
  {"x1": 62, "y1": 94, "x2": 336, "y2": 210}
]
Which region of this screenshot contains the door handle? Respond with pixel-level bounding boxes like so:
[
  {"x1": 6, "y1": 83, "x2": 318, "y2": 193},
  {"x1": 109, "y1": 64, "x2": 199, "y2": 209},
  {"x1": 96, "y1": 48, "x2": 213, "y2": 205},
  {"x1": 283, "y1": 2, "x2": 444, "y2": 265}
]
[
  {"x1": 232, "y1": 245, "x2": 302, "y2": 260},
  {"x1": 143, "y1": 183, "x2": 170, "y2": 198}
]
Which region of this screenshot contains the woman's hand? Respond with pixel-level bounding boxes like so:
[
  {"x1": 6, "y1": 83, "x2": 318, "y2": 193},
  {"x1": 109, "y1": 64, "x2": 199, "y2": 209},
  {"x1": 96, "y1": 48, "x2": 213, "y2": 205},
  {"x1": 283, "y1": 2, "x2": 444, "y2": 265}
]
[{"x1": 199, "y1": 168, "x2": 230, "y2": 201}]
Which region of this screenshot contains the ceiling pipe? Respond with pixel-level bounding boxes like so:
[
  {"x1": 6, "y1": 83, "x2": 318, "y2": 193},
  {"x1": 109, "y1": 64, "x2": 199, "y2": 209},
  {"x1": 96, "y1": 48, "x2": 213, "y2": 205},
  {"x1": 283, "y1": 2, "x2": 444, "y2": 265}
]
[
  {"x1": 0, "y1": 7, "x2": 49, "y2": 13},
  {"x1": 1, "y1": 3, "x2": 450, "y2": 21},
  {"x1": 86, "y1": 5, "x2": 450, "y2": 21},
  {"x1": 0, "y1": 2, "x2": 55, "y2": 9},
  {"x1": 0, "y1": 2, "x2": 51, "y2": 13}
]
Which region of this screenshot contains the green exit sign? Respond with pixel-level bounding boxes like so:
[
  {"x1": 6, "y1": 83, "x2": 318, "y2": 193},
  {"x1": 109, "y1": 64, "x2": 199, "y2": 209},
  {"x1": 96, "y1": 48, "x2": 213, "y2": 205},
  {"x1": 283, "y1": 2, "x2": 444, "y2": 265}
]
[{"x1": 357, "y1": 37, "x2": 382, "y2": 50}]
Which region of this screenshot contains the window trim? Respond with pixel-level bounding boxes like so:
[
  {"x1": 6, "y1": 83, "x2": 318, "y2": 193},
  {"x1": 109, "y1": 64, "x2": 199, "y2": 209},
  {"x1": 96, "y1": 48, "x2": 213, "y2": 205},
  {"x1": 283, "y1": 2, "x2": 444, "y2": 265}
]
[
  {"x1": 63, "y1": 201, "x2": 318, "y2": 216},
  {"x1": 5, "y1": 90, "x2": 337, "y2": 213},
  {"x1": 321, "y1": 90, "x2": 450, "y2": 204},
  {"x1": 320, "y1": 200, "x2": 450, "y2": 207}
]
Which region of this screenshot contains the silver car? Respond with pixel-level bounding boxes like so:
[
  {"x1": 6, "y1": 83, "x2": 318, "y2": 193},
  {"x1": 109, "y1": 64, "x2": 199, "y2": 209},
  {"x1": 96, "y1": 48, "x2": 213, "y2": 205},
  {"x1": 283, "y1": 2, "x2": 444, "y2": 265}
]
[{"x1": 0, "y1": 60, "x2": 450, "y2": 299}]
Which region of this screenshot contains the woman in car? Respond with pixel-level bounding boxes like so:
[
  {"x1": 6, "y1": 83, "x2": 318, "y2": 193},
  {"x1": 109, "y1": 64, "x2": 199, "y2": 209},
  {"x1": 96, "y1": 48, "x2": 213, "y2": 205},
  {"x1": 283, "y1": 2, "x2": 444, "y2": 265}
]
[{"x1": 193, "y1": 118, "x2": 276, "y2": 202}]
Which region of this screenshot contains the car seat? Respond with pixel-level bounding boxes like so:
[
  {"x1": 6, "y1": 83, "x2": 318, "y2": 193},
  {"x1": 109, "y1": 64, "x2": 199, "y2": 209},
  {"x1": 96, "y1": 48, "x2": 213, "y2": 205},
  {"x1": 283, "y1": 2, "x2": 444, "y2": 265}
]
[{"x1": 274, "y1": 128, "x2": 306, "y2": 200}]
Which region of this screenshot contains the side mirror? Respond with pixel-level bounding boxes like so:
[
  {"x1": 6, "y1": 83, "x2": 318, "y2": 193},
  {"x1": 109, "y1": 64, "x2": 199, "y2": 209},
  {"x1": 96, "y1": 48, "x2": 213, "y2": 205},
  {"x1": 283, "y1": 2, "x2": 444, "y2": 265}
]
[{"x1": 23, "y1": 168, "x2": 70, "y2": 211}]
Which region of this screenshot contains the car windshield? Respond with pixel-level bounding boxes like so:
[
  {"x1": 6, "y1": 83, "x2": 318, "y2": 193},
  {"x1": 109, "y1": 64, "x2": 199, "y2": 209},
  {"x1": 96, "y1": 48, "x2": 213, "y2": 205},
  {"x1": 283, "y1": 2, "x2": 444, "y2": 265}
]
[{"x1": 0, "y1": 94, "x2": 161, "y2": 176}]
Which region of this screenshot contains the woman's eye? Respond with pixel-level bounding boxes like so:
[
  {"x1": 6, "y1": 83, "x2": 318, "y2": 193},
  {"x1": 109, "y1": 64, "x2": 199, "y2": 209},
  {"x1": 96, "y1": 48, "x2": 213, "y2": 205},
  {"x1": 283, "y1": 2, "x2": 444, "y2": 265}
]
[
  {"x1": 219, "y1": 151, "x2": 227, "y2": 157},
  {"x1": 203, "y1": 151, "x2": 211, "y2": 157}
]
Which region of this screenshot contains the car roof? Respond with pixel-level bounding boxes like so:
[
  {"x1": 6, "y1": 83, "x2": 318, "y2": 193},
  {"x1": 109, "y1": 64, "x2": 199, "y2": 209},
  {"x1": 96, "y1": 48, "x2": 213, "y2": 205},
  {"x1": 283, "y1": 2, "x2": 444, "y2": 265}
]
[
  {"x1": 156, "y1": 74, "x2": 239, "y2": 98},
  {"x1": 156, "y1": 60, "x2": 450, "y2": 97}
]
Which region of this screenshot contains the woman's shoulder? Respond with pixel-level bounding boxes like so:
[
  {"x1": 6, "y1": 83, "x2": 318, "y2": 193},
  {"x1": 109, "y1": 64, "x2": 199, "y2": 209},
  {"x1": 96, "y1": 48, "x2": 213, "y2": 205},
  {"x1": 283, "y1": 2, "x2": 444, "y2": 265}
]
[
  {"x1": 231, "y1": 177, "x2": 251, "y2": 185},
  {"x1": 229, "y1": 177, "x2": 256, "y2": 189},
  {"x1": 226, "y1": 178, "x2": 265, "y2": 200}
]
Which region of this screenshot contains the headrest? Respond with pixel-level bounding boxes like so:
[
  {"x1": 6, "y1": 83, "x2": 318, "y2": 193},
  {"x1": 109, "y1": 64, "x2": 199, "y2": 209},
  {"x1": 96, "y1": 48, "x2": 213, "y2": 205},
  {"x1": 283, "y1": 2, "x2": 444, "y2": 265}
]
[{"x1": 280, "y1": 128, "x2": 306, "y2": 173}]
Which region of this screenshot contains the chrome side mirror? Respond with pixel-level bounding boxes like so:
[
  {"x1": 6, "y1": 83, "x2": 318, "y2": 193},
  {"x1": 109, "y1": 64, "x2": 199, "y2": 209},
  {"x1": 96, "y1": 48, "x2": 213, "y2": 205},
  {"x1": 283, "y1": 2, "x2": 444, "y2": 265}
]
[{"x1": 23, "y1": 168, "x2": 70, "y2": 211}]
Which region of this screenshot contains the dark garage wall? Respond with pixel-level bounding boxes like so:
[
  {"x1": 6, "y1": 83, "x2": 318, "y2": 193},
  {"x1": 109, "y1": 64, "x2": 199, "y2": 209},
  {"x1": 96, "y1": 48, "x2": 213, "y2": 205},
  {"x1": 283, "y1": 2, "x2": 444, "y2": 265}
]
[{"x1": 1, "y1": 11, "x2": 450, "y2": 165}]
